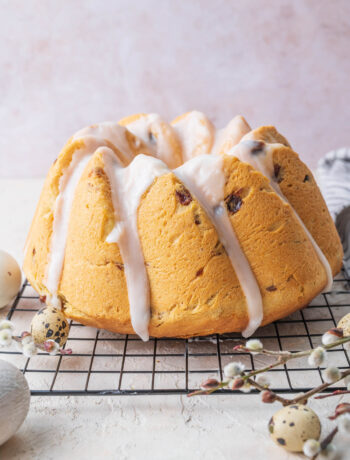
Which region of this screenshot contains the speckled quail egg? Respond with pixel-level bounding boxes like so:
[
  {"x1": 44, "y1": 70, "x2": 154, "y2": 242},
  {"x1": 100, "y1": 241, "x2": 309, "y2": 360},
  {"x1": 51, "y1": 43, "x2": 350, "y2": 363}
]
[
  {"x1": 31, "y1": 306, "x2": 69, "y2": 347},
  {"x1": 338, "y1": 313, "x2": 350, "y2": 336},
  {"x1": 0, "y1": 250, "x2": 22, "y2": 309},
  {"x1": 268, "y1": 404, "x2": 321, "y2": 452}
]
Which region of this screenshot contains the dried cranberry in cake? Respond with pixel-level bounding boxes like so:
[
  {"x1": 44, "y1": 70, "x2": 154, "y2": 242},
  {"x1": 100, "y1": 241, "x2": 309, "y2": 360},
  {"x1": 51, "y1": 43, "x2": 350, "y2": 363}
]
[
  {"x1": 249, "y1": 140, "x2": 265, "y2": 154},
  {"x1": 175, "y1": 186, "x2": 192, "y2": 206},
  {"x1": 273, "y1": 164, "x2": 283, "y2": 183},
  {"x1": 266, "y1": 285, "x2": 277, "y2": 292},
  {"x1": 225, "y1": 193, "x2": 243, "y2": 215},
  {"x1": 148, "y1": 131, "x2": 156, "y2": 143},
  {"x1": 194, "y1": 213, "x2": 201, "y2": 225}
]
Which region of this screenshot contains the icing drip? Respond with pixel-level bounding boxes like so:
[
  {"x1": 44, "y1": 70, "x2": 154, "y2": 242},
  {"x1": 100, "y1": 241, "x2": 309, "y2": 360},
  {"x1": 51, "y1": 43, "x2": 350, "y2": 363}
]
[
  {"x1": 46, "y1": 136, "x2": 108, "y2": 307},
  {"x1": 172, "y1": 111, "x2": 214, "y2": 161},
  {"x1": 73, "y1": 123, "x2": 135, "y2": 165},
  {"x1": 45, "y1": 113, "x2": 334, "y2": 341},
  {"x1": 125, "y1": 114, "x2": 181, "y2": 168},
  {"x1": 231, "y1": 140, "x2": 333, "y2": 292},
  {"x1": 175, "y1": 155, "x2": 263, "y2": 337},
  {"x1": 102, "y1": 152, "x2": 170, "y2": 341}
]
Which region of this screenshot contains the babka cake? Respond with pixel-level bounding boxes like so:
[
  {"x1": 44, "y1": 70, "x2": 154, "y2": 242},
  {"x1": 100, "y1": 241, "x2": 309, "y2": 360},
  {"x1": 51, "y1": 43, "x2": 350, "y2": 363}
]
[{"x1": 23, "y1": 112, "x2": 343, "y2": 340}]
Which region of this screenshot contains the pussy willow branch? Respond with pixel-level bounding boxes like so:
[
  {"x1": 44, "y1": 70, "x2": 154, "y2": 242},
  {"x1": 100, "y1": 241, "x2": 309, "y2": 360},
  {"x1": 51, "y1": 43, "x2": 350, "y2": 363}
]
[
  {"x1": 12, "y1": 335, "x2": 72, "y2": 355},
  {"x1": 188, "y1": 336, "x2": 350, "y2": 404},
  {"x1": 188, "y1": 381, "x2": 228, "y2": 397},
  {"x1": 188, "y1": 368, "x2": 350, "y2": 405},
  {"x1": 245, "y1": 377, "x2": 287, "y2": 404},
  {"x1": 233, "y1": 336, "x2": 350, "y2": 380},
  {"x1": 235, "y1": 336, "x2": 350, "y2": 358},
  {"x1": 315, "y1": 390, "x2": 350, "y2": 400},
  {"x1": 312, "y1": 427, "x2": 339, "y2": 460},
  {"x1": 288, "y1": 369, "x2": 350, "y2": 406}
]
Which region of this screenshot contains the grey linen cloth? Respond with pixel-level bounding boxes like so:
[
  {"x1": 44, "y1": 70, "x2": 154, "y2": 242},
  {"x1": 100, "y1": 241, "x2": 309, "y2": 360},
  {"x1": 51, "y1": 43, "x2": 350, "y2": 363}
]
[{"x1": 316, "y1": 148, "x2": 350, "y2": 275}]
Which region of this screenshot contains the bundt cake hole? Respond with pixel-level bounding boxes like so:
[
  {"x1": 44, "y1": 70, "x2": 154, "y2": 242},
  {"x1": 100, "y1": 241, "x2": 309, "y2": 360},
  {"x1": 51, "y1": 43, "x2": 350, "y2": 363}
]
[{"x1": 303, "y1": 174, "x2": 310, "y2": 183}]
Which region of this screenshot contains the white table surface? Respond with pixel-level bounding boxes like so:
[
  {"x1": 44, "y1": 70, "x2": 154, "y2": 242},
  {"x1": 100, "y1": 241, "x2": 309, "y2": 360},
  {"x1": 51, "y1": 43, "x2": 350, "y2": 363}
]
[{"x1": 0, "y1": 179, "x2": 348, "y2": 460}]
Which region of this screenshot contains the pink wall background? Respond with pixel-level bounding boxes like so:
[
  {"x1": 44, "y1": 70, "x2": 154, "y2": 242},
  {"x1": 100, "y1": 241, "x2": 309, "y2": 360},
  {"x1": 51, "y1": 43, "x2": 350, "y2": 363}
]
[{"x1": 1, "y1": 0, "x2": 350, "y2": 178}]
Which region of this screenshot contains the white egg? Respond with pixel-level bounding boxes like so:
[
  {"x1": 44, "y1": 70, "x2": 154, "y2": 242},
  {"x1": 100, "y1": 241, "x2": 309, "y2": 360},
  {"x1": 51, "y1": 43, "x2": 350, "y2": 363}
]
[
  {"x1": 0, "y1": 250, "x2": 22, "y2": 309},
  {"x1": 0, "y1": 359, "x2": 30, "y2": 446}
]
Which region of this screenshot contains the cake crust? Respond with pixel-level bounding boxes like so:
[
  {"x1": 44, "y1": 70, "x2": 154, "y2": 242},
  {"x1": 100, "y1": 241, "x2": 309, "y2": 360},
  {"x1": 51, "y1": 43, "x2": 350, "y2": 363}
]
[{"x1": 23, "y1": 116, "x2": 343, "y2": 338}]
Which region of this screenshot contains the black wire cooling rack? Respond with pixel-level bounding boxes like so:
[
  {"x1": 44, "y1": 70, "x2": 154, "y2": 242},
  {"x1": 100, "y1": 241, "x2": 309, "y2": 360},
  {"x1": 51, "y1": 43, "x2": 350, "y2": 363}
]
[{"x1": 1, "y1": 269, "x2": 350, "y2": 396}]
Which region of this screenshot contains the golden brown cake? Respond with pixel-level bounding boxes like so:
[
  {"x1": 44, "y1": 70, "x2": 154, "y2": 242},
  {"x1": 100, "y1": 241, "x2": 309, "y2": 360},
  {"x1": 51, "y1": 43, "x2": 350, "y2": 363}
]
[{"x1": 23, "y1": 112, "x2": 343, "y2": 340}]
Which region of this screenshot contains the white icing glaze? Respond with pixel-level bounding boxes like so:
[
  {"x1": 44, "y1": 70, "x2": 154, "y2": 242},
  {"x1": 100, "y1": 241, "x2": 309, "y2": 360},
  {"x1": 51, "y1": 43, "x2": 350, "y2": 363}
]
[
  {"x1": 46, "y1": 136, "x2": 108, "y2": 307},
  {"x1": 73, "y1": 123, "x2": 136, "y2": 165},
  {"x1": 172, "y1": 111, "x2": 214, "y2": 161},
  {"x1": 102, "y1": 151, "x2": 169, "y2": 341},
  {"x1": 125, "y1": 114, "x2": 181, "y2": 168},
  {"x1": 46, "y1": 113, "x2": 333, "y2": 341},
  {"x1": 175, "y1": 155, "x2": 263, "y2": 337},
  {"x1": 231, "y1": 140, "x2": 333, "y2": 292}
]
